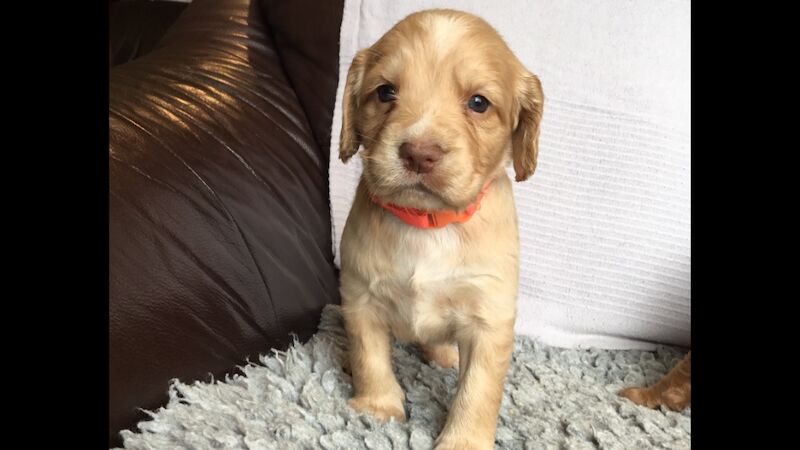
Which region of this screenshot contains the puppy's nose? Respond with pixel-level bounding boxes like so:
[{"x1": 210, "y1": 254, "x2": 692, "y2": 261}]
[{"x1": 399, "y1": 140, "x2": 443, "y2": 174}]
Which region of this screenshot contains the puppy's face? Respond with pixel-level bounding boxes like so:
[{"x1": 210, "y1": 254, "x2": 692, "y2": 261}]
[{"x1": 340, "y1": 9, "x2": 543, "y2": 209}]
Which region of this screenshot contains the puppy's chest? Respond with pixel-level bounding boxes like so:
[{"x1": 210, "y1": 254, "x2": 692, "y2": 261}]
[
  {"x1": 364, "y1": 226, "x2": 479, "y2": 340},
  {"x1": 368, "y1": 225, "x2": 463, "y2": 292}
]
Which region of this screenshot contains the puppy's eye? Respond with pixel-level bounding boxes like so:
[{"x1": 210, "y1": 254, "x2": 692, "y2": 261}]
[
  {"x1": 376, "y1": 84, "x2": 396, "y2": 102},
  {"x1": 467, "y1": 95, "x2": 490, "y2": 113}
]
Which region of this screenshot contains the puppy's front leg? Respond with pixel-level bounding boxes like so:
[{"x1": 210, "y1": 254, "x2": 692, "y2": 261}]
[
  {"x1": 434, "y1": 323, "x2": 514, "y2": 450},
  {"x1": 343, "y1": 304, "x2": 406, "y2": 422}
]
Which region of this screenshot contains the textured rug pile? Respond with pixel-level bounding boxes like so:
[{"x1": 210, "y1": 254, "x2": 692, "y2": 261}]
[{"x1": 117, "y1": 305, "x2": 690, "y2": 449}]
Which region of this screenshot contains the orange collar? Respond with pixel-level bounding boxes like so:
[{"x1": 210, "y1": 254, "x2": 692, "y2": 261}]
[{"x1": 369, "y1": 181, "x2": 492, "y2": 229}]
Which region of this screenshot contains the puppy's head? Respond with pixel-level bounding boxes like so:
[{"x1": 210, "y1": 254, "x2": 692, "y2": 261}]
[{"x1": 340, "y1": 9, "x2": 543, "y2": 210}]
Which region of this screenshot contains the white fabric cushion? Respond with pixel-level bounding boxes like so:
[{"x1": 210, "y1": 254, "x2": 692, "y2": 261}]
[{"x1": 329, "y1": 0, "x2": 690, "y2": 350}]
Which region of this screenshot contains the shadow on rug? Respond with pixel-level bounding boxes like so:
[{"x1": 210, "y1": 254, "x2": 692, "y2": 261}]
[{"x1": 117, "y1": 305, "x2": 690, "y2": 449}]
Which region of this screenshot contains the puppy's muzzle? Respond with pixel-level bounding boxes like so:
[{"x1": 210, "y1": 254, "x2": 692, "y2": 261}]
[{"x1": 399, "y1": 139, "x2": 443, "y2": 174}]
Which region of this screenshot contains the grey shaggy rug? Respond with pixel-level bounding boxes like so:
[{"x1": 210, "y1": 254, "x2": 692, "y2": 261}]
[{"x1": 116, "y1": 305, "x2": 690, "y2": 450}]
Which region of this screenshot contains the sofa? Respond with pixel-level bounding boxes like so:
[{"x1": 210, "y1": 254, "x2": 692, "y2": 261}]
[{"x1": 109, "y1": 0, "x2": 345, "y2": 445}]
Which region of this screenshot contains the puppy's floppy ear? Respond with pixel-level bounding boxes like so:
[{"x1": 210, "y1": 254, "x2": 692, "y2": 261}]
[
  {"x1": 512, "y1": 72, "x2": 544, "y2": 181},
  {"x1": 339, "y1": 50, "x2": 369, "y2": 163}
]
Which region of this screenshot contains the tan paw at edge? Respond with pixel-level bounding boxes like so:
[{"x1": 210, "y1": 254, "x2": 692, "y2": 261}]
[{"x1": 619, "y1": 387, "x2": 660, "y2": 408}]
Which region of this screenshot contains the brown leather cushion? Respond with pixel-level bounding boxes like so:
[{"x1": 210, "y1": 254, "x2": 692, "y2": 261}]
[
  {"x1": 109, "y1": 0, "x2": 340, "y2": 446},
  {"x1": 259, "y1": 0, "x2": 345, "y2": 154},
  {"x1": 109, "y1": 0, "x2": 188, "y2": 66}
]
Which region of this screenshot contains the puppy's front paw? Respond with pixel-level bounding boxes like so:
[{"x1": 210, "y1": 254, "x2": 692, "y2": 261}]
[
  {"x1": 348, "y1": 394, "x2": 406, "y2": 422},
  {"x1": 434, "y1": 437, "x2": 493, "y2": 450}
]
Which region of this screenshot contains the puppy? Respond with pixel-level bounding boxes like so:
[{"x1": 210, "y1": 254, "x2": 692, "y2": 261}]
[
  {"x1": 619, "y1": 352, "x2": 691, "y2": 411},
  {"x1": 338, "y1": 9, "x2": 543, "y2": 450}
]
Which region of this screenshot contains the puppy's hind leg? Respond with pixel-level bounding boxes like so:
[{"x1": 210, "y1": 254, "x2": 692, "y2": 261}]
[{"x1": 421, "y1": 343, "x2": 459, "y2": 369}]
